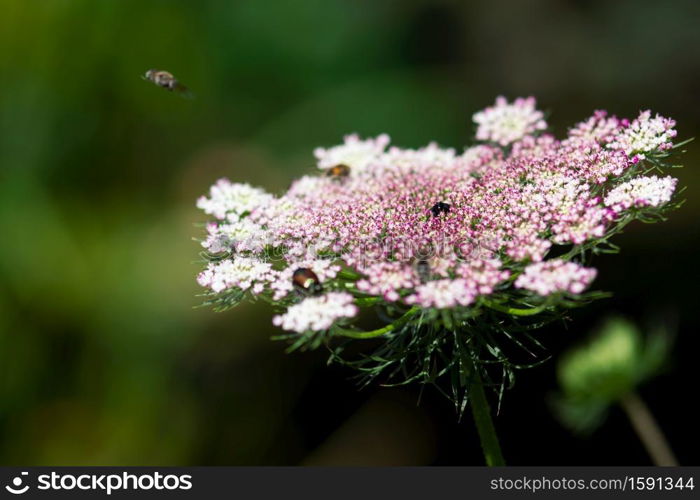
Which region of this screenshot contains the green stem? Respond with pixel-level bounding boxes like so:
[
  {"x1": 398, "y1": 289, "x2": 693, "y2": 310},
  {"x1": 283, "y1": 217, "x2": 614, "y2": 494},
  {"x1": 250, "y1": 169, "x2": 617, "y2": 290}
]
[
  {"x1": 332, "y1": 307, "x2": 419, "y2": 339},
  {"x1": 619, "y1": 392, "x2": 678, "y2": 466},
  {"x1": 353, "y1": 297, "x2": 383, "y2": 307},
  {"x1": 337, "y1": 269, "x2": 361, "y2": 281},
  {"x1": 483, "y1": 300, "x2": 547, "y2": 316},
  {"x1": 468, "y1": 359, "x2": 506, "y2": 466}
]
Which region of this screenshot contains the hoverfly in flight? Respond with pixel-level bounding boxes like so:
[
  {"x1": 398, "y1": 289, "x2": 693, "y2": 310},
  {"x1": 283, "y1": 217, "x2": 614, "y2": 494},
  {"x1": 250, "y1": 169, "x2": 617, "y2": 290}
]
[{"x1": 143, "y1": 69, "x2": 193, "y2": 98}]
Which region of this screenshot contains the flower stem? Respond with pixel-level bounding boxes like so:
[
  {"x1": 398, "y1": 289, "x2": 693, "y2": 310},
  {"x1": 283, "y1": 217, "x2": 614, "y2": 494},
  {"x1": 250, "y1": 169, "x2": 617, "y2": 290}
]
[
  {"x1": 619, "y1": 392, "x2": 678, "y2": 466},
  {"x1": 337, "y1": 269, "x2": 361, "y2": 281},
  {"x1": 483, "y1": 300, "x2": 547, "y2": 316},
  {"x1": 468, "y1": 359, "x2": 506, "y2": 466},
  {"x1": 332, "y1": 307, "x2": 420, "y2": 339},
  {"x1": 353, "y1": 296, "x2": 383, "y2": 306}
]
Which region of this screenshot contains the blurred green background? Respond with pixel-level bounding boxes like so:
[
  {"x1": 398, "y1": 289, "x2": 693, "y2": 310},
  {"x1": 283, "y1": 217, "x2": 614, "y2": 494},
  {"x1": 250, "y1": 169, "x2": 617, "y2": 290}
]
[{"x1": 1, "y1": 0, "x2": 698, "y2": 465}]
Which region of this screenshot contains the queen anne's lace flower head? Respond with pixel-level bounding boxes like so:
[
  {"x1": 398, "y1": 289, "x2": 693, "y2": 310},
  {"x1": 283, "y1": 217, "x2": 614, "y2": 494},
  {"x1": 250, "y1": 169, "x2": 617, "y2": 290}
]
[
  {"x1": 472, "y1": 96, "x2": 547, "y2": 146},
  {"x1": 195, "y1": 98, "x2": 682, "y2": 341},
  {"x1": 193, "y1": 97, "x2": 685, "y2": 422}
]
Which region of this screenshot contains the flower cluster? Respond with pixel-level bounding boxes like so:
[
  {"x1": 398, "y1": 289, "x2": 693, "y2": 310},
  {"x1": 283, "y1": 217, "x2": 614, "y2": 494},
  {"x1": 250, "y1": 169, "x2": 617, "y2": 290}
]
[
  {"x1": 515, "y1": 260, "x2": 597, "y2": 296},
  {"x1": 196, "y1": 179, "x2": 273, "y2": 221},
  {"x1": 195, "y1": 97, "x2": 682, "y2": 342},
  {"x1": 406, "y1": 279, "x2": 479, "y2": 309},
  {"x1": 607, "y1": 110, "x2": 677, "y2": 159},
  {"x1": 473, "y1": 96, "x2": 547, "y2": 146},
  {"x1": 314, "y1": 133, "x2": 390, "y2": 172},
  {"x1": 604, "y1": 176, "x2": 677, "y2": 212},
  {"x1": 272, "y1": 292, "x2": 358, "y2": 333},
  {"x1": 197, "y1": 257, "x2": 273, "y2": 294}
]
